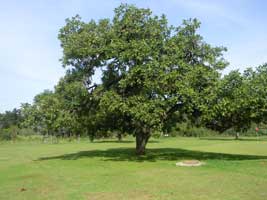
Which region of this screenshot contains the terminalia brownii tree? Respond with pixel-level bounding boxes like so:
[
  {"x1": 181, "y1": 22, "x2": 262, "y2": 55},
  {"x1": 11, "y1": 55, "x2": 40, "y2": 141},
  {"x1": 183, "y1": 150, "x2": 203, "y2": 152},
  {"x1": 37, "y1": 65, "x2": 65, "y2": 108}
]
[{"x1": 58, "y1": 4, "x2": 228, "y2": 155}]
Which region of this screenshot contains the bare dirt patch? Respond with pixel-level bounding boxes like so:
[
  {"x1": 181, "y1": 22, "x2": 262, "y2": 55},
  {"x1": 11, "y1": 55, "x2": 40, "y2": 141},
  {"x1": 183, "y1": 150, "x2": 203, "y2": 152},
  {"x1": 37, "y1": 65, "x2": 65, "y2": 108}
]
[{"x1": 176, "y1": 160, "x2": 204, "y2": 167}]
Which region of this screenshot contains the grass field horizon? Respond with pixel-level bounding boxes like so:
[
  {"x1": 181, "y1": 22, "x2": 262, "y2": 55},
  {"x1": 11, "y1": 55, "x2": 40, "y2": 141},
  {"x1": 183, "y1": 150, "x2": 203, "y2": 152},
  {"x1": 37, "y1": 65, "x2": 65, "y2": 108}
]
[{"x1": 1, "y1": 136, "x2": 267, "y2": 200}]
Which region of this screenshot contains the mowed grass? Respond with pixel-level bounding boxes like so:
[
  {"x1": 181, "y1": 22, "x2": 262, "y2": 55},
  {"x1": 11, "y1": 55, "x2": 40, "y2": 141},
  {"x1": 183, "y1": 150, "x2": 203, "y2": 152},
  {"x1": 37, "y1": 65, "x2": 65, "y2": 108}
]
[{"x1": 1, "y1": 137, "x2": 267, "y2": 200}]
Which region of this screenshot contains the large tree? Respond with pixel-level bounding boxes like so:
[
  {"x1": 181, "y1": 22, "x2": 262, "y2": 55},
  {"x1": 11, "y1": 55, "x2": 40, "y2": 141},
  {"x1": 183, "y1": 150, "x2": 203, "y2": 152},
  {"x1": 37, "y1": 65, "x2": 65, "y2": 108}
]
[{"x1": 58, "y1": 4, "x2": 228, "y2": 155}]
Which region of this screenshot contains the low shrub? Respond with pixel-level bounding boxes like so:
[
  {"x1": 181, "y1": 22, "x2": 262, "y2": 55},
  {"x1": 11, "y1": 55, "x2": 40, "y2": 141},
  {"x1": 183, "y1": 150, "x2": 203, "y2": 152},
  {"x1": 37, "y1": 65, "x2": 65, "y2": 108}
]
[
  {"x1": 0, "y1": 126, "x2": 19, "y2": 141},
  {"x1": 169, "y1": 122, "x2": 219, "y2": 137}
]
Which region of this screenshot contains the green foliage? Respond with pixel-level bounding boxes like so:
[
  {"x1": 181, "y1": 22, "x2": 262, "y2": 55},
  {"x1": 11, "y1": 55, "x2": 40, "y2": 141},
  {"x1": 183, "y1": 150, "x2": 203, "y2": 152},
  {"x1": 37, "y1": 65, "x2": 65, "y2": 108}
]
[
  {"x1": 170, "y1": 122, "x2": 218, "y2": 137},
  {"x1": 58, "y1": 4, "x2": 228, "y2": 154},
  {"x1": 203, "y1": 64, "x2": 267, "y2": 135},
  {"x1": 0, "y1": 126, "x2": 19, "y2": 141},
  {"x1": 18, "y1": 128, "x2": 38, "y2": 136},
  {"x1": 0, "y1": 108, "x2": 22, "y2": 129},
  {"x1": 151, "y1": 130, "x2": 163, "y2": 138}
]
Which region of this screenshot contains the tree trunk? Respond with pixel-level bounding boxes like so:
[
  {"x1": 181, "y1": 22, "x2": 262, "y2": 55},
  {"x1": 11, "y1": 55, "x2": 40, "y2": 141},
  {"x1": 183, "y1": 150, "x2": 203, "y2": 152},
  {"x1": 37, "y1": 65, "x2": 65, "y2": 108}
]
[
  {"x1": 117, "y1": 133, "x2": 122, "y2": 141},
  {"x1": 89, "y1": 133, "x2": 94, "y2": 142},
  {"x1": 135, "y1": 132, "x2": 150, "y2": 155},
  {"x1": 235, "y1": 132, "x2": 239, "y2": 140}
]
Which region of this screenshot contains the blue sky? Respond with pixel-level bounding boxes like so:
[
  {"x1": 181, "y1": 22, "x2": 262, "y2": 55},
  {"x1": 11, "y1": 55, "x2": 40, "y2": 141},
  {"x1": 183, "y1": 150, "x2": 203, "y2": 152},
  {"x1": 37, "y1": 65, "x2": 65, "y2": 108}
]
[{"x1": 0, "y1": 0, "x2": 267, "y2": 112}]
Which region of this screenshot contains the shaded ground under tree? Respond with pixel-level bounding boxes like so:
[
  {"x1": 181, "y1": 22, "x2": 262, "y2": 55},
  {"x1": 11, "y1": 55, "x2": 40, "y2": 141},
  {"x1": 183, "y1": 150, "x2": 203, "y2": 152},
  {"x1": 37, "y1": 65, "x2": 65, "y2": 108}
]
[{"x1": 37, "y1": 147, "x2": 267, "y2": 162}]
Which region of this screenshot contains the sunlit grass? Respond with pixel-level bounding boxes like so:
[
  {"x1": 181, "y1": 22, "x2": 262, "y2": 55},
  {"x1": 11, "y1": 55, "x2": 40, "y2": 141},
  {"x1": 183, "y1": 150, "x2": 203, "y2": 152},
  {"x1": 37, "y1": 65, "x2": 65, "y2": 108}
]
[{"x1": 1, "y1": 136, "x2": 267, "y2": 200}]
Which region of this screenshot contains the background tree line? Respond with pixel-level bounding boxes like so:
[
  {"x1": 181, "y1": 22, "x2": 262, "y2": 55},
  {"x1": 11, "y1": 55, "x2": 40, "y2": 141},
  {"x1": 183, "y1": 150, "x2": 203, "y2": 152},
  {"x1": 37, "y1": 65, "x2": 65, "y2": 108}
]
[{"x1": 1, "y1": 4, "x2": 267, "y2": 154}]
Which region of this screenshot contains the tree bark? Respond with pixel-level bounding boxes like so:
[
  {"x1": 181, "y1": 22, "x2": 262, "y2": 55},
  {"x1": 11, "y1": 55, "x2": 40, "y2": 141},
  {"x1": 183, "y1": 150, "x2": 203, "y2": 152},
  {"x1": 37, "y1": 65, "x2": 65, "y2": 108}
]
[
  {"x1": 135, "y1": 131, "x2": 150, "y2": 155},
  {"x1": 117, "y1": 133, "x2": 122, "y2": 141},
  {"x1": 89, "y1": 133, "x2": 94, "y2": 142},
  {"x1": 235, "y1": 132, "x2": 239, "y2": 140}
]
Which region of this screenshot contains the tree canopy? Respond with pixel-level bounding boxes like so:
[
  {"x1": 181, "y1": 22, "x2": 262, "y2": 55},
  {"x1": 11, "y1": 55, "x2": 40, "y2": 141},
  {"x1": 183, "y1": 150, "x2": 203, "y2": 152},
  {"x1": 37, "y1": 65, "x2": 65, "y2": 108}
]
[{"x1": 58, "y1": 4, "x2": 228, "y2": 154}]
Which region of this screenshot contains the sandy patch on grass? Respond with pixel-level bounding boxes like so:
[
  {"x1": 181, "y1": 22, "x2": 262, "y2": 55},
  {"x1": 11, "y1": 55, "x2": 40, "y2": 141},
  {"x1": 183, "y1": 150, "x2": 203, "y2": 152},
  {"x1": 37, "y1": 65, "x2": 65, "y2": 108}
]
[{"x1": 176, "y1": 160, "x2": 204, "y2": 167}]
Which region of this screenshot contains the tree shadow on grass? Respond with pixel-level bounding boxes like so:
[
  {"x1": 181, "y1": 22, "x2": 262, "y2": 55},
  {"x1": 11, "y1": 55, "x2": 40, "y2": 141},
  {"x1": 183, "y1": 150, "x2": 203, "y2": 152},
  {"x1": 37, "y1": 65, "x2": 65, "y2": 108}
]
[
  {"x1": 37, "y1": 147, "x2": 267, "y2": 162},
  {"x1": 199, "y1": 137, "x2": 235, "y2": 141},
  {"x1": 93, "y1": 140, "x2": 159, "y2": 144},
  {"x1": 239, "y1": 138, "x2": 267, "y2": 141},
  {"x1": 93, "y1": 140, "x2": 134, "y2": 144},
  {"x1": 200, "y1": 137, "x2": 267, "y2": 142}
]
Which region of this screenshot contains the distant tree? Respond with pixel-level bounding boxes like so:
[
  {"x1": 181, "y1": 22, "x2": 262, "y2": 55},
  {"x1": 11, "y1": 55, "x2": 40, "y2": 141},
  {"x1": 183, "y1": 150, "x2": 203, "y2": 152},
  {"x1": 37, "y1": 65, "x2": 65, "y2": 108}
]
[
  {"x1": 55, "y1": 74, "x2": 98, "y2": 140},
  {"x1": 20, "y1": 90, "x2": 60, "y2": 136},
  {"x1": 0, "y1": 108, "x2": 22, "y2": 129},
  {"x1": 203, "y1": 71, "x2": 250, "y2": 138},
  {"x1": 246, "y1": 64, "x2": 267, "y2": 125},
  {"x1": 20, "y1": 103, "x2": 37, "y2": 131},
  {"x1": 204, "y1": 64, "x2": 267, "y2": 139}
]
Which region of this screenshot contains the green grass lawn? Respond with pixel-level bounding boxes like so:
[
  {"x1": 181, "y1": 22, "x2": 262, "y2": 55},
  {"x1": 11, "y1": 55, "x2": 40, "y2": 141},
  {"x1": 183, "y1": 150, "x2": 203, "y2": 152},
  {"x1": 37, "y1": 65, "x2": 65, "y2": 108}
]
[{"x1": 1, "y1": 136, "x2": 267, "y2": 200}]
